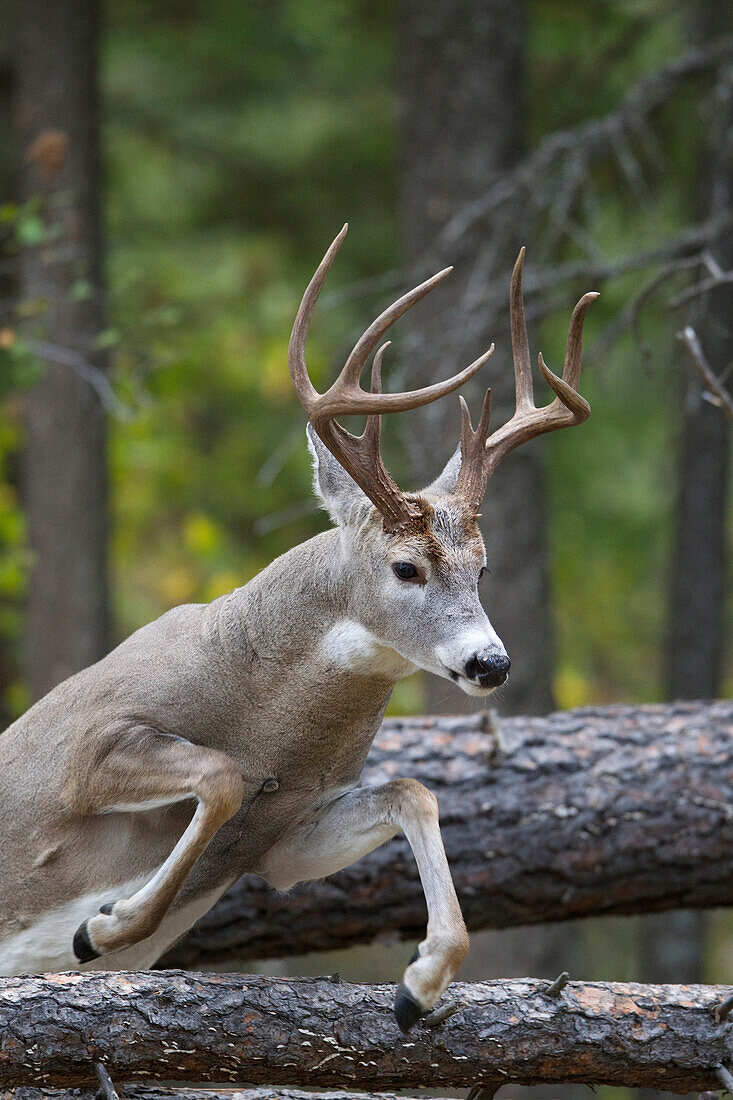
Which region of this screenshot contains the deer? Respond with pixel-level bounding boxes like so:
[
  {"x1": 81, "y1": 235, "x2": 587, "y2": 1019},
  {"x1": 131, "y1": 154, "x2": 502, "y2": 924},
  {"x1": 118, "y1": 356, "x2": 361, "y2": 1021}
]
[{"x1": 0, "y1": 225, "x2": 597, "y2": 1030}]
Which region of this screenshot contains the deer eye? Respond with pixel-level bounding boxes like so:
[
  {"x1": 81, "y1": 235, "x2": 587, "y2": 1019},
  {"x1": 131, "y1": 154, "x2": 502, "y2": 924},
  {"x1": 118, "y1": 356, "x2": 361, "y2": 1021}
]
[{"x1": 393, "y1": 561, "x2": 419, "y2": 581}]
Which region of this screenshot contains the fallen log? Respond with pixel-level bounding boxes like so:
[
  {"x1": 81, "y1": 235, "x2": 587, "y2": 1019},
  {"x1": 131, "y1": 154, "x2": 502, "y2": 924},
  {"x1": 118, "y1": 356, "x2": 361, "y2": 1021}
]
[
  {"x1": 163, "y1": 700, "x2": 733, "y2": 968},
  {"x1": 7, "y1": 1092, "x2": 435, "y2": 1100},
  {"x1": 1, "y1": 971, "x2": 732, "y2": 1094}
]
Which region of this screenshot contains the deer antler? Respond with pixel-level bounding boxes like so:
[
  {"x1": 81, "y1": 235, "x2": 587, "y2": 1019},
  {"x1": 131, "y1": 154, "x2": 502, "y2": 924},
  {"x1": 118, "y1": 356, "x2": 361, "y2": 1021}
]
[
  {"x1": 289, "y1": 224, "x2": 494, "y2": 529},
  {"x1": 454, "y1": 248, "x2": 598, "y2": 511}
]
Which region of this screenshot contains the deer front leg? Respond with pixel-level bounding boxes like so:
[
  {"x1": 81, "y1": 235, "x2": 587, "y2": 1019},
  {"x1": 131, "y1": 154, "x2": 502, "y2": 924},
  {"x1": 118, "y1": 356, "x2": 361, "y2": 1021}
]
[
  {"x1": 257, "y1": 778, "x2": 468, "y2": 1031},
  {"x1": 69, "y1": 727, "x2": 244, "y2": 963}
]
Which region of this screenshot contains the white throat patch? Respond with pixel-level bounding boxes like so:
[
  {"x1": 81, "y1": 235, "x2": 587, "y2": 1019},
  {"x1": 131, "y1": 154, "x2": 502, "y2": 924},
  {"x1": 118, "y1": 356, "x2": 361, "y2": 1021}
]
[{"x1": 320, "y1": 620, "x2": 413, "y2": 678}]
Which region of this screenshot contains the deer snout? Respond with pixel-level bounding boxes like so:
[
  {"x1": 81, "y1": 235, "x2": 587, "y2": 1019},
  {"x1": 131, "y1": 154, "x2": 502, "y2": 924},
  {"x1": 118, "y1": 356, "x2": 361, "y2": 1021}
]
[{"x1": 465, "y1": 649, "x2": 510, "y2": 688}]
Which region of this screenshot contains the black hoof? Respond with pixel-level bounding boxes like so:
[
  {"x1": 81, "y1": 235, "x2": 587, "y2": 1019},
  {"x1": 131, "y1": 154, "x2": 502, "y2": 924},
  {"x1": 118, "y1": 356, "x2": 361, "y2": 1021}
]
[
  {"x1": 73, "y1": 920, "x2": 101, "y2": 963},
  {"x1": 394, "y1": 983, "x2": 424, "y2": 1033}
]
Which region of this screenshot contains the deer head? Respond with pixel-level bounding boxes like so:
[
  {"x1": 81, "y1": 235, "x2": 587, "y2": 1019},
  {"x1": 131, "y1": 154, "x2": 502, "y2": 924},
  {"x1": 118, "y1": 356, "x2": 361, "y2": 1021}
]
[{"x1": 290, "y1": 225, "x2": 597, "y2": 695}]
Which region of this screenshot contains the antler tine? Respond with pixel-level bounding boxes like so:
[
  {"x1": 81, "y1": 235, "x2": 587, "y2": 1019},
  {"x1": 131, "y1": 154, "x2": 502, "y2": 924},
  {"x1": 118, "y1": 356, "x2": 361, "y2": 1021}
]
[
  {"x1": 324, "y1": 299, "x2": 494, "y2": 419},
  {"x1": 361, "y1": 341, "x2": 389, "y2": 452},
  {"x1": 326, "y1": 340, "x2": 421, "y2": 529},
  {"x1": 536, "y1": 289, "x2": 598, "y2": 418},
  {"x1": 509, "y1": 247, "x2": 535, "y2": 413},
  {"x1": 335, "y1": 341, "x2": 494, "y2": 417},
  {"x1": 562, "y1": 291, "x2": 600, "y2": 390},
  {"x1": 340, "y1": 267, "x2": 453, "y2": 390},
  {"x1": 288, "y1": 223, "x2": 348, "y2": 412},
  {"x1": 484, "y1": 250, "x2": 597, "y2": 479},
  {"x1": 454, "y1": 387, "x2": 492, "y2": 512}
]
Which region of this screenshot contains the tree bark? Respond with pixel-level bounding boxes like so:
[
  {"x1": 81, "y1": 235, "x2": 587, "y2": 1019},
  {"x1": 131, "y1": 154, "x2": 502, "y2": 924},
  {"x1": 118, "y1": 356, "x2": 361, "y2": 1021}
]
[
  {"x1": 1, "y1": 971, "x2": 731, "y2": 1094},
  {"x1": 0, "y1": 0, "x2": 17, "y2": 730},
  {"x1": 12, "y1": 0, "x2": 109, "y2": 700},
  {"x1": 9, "y1": 1092, "x2": 450, "y2": 1100},
  {"x1": 639, "y1": 16, "x2": 733, "y2": 1098},
  {"x1": 161, "y1": 700, "x2": 733, "y2": 969},
  {"x1": 665, "y1": 3, "x2": 732, "y2": 705},
  {"x1": 398, "y1": 0, "x2": 554, "y2": 718}
]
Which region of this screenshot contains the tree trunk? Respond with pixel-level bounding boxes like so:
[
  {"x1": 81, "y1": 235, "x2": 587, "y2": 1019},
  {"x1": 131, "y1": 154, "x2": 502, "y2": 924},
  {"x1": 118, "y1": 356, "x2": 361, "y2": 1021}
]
[
  {"x1": 638, "y1": 14, "x2": 732, "y2": 1100},
  {"x1": 160, "y1": 701, "x2": 733, "y2": 969},
  {"x1": 0, "y1": 0, "x2": 16, "y2": 730},
  {"x1": 13, "y1": 0, "x2": 109, "y2": 700},
  {"x1": 398, "y1": 0, "x2": 553, "y2": 719},
  {"x1": 666, "y1": 3, "x2": 732, "y2": 707},
  {"x1": 1, "y1": 971, "x2": 731, "y2": 1094}
]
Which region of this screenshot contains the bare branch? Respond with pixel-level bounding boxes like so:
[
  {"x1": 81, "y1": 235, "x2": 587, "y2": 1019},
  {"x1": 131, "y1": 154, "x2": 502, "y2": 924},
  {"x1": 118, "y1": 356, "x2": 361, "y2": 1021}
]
[
  {"x1": 25, "y1": 338, "x2": 132, "y2": 419},
  {"x1": 677, "y1": 326, "x2": 733, "y2": 420},
  {"x1": 440, "y1": 36, "x2": 733, "y2": 248},
  {"x1": 669, "y1": 268, "x2": 733, "y2": 308}
]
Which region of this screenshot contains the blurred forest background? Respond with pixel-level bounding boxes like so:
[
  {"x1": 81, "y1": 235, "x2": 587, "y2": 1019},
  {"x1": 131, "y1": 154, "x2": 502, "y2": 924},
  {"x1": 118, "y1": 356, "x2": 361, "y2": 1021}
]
[{"x1": 0, "y1": 2, "x2": 731, "y2": 1097}]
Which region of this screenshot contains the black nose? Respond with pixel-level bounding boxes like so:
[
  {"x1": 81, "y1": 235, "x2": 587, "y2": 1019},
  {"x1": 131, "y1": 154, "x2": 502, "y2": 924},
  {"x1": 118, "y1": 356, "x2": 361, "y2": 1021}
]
[{"x1": 465, "y1": 650, "x2": 510, "y2": 688}]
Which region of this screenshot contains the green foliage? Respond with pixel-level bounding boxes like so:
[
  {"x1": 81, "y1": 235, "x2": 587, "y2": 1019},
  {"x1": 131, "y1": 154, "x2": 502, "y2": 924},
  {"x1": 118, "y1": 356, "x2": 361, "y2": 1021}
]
[
  {"x1": 100, "y1": 0, "x2": 733, "y2": 707},
  {"x1": 102, "y1": 0, "x2": 399, "y2": 655},
  {"x1": 0, "y1": 0, "x2": 730, "y2": 717}
]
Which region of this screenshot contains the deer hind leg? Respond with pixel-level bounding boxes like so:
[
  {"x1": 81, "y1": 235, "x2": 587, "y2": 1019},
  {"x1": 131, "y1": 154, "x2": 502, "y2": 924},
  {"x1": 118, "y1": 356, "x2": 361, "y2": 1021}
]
[
  {"x1": 257, "y1": 778, "x2": 468, "y2": 1031},
  {"x1": 69, "y1": 727, "x2": 244, "y2": 963}
]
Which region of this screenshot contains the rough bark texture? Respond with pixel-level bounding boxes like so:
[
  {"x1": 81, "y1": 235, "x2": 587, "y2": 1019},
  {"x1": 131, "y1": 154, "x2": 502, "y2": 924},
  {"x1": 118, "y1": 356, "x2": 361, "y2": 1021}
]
[
  {"x1": 0, "y1": 0, "x2": 16, "y2": 730},
  {"x1": 665, "y1": 2, "x2": 732, "y2": 704},
  {"x1": 161, "y1": 700, "x2": 733, "y2": 969},
  {"x1": 13, "y1": 0, "x2": 109, "y2": 699},
  {"x1": 8, "y1": 1092, "x2": 444, "y2": 1100},
  {"x1": 1, "y1": 971, "x2": 732, "y2": 1094},
  {"x1": 398, "y1": 0, "x2": 554, "y2": 718},
  {"x1": 639, "y1": 17, "x2": 733, "y2": 1099}
]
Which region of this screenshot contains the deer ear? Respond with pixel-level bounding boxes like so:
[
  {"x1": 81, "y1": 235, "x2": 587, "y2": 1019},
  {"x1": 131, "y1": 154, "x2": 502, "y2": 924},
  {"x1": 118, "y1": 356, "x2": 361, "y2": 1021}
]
[
  {"x1": 306, "y1": 425, "x2": 370, "y2": 526},
  {"x1": 423, "y1": 442, "x2": 462, "y2": 496}
]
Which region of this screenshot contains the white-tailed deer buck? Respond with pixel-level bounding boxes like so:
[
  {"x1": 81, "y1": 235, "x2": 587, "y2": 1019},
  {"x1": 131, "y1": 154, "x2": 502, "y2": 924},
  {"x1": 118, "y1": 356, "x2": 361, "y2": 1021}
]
[{"x1": 0, "y1": 226, "x2": 596, "y2": 1030}]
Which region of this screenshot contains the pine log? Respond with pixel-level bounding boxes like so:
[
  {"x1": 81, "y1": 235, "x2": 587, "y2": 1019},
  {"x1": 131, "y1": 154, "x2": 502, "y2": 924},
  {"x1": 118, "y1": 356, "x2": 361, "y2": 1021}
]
[
  {"x1": 1, "y1": 972, "x2": 732, "y2": 1094},
  {"x1": 7, "y1": 1091, "x2": 436, "y2": 1100},
  {"x1": 162, "y1": 700, "x2": 733, "y2": 968}
]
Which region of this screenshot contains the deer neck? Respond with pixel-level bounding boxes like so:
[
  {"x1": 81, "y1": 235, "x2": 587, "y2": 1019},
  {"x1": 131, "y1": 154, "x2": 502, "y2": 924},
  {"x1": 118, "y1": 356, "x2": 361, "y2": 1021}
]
[{"x1": 222, "y1": 528, "x2": 413, "y2": 695}]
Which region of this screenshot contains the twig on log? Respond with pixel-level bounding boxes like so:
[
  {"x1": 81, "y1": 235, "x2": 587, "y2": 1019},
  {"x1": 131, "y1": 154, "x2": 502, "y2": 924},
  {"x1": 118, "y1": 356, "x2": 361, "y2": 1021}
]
[
  {"x1": 162, "y1": 700, "x2": 733, "y2": 968},
  {"x1": 422, "y1": 1000, "x2": 462, "y2": 1028},
  {"x1": 716, "y1": 1065, "x2": 733, "y2": 1093},
  {"x1": 545, "y1": 971, "x2": 570, "y2": 997},
  {"x1": 96, "y1": 1065, "x2": 122, "y2": 1100},
  {"x1": 714, "y1": 992, "x2": 733, "y2": 1023},
  {"x1": 0, "y1": 972, "x2": 731, "y2": 1094}
]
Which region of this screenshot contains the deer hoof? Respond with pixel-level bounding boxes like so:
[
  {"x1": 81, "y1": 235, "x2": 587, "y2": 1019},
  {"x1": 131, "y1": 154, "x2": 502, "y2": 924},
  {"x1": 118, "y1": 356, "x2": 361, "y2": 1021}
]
[
  {"x1": 394, "y1": 983, "x2": 424, "y2": 1033},
  {"x1": 73, "y1": 919, "x2": 101, "y2": 963}
]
